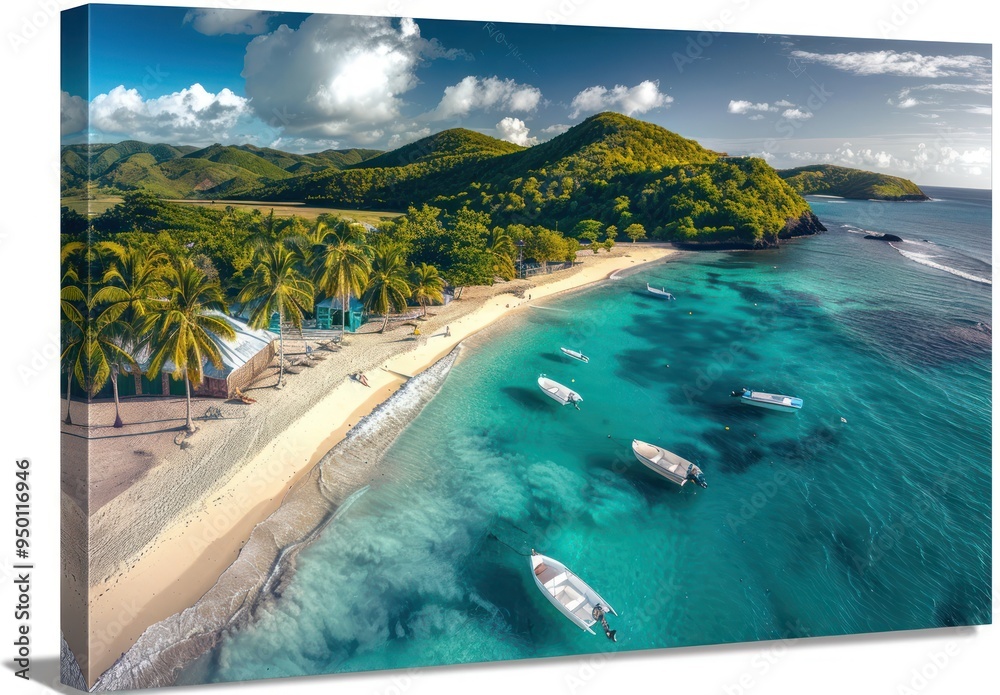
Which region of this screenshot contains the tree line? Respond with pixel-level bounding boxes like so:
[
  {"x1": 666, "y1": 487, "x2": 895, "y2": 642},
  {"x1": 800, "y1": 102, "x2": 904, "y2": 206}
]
[{"x1": 60, "y1": 194, "x2": 604, "y2": 430}]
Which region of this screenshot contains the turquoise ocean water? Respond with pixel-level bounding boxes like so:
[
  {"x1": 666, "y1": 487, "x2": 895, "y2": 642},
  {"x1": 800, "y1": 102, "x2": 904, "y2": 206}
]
[{"x1": 181, "y1": 187, "x2": 991, "y2": 683}]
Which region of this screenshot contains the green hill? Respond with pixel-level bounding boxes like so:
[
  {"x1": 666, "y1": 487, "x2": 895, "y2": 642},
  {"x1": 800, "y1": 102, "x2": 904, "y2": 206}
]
[
  {"x1": 63, "y1": 114, "x2": 825, "y2": 247},
  {"x1": 778, "y1": 164, "x2": 928, "y2": 200},
  {"x1": 239, "y1": 112, "x2": 819, "y2": 247},
  {"x1": 60, "y1": 141, "x2": 383, "y2": 198}
]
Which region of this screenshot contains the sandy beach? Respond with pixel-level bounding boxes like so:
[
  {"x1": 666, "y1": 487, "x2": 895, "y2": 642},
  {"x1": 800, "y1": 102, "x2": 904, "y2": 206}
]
[{"x1": 61, "y1": 244, "x2": 676, "y2": 686}]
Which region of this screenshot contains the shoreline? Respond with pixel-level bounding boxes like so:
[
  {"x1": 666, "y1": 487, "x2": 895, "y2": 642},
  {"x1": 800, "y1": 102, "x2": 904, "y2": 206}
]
[{"x1": 74, "y1": 244, "x2": 678, "y2": 687}]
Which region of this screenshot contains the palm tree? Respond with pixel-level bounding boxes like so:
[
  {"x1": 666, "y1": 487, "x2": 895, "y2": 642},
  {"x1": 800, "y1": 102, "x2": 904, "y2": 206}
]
[
  {"x1": 93, "y1": 243, "x2": 168, "y2": 425},
  {"x1": 81, "y1": 299, "x2": 138, "y2": 428},
  {"x1": 409, "y1": 263, "x2": 445, "y2": 317},
  {"x1": 237, "y1": 241, "x2": 314, "y2": 388},
  {"x1": 143, "y1": 258, "x2": 236, "y2": 432},
  {"x1": 313, "y1": 219, "x2": 370, "y2": 334},
  {"x1": 486, "y1": 227, "x2": 517, "y2": 280},
  {"x1": 363, "y1": 242, "x2": 412, "y2": 333},
  {"x1": 60, "y1": 242, "x2": 86, "y2": 425}
]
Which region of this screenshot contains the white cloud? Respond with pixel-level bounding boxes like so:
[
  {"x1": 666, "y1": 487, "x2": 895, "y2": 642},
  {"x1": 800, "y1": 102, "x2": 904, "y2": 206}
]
[
  {"x1": 61, "y1": 91, "x2": 87, "y2": 136},
  {"x1": 897, "y1": 97, "x2": 921, "y2": 109},
  {"x1": 269, "y1": 136, "x2": 342, "y2": 153},
  {"x1": 728, "y1": 100, "x2": 775, "y2": 114},
  {"x1": 790, "y1": 50, "x2": 991, "y2": 79},
  {"x1": 429, "y1": 76, "x2": 542, "y2": 120},
  {"x1": 748, "y1": 114, "x2": 765, "y2": 121},
  {"x1": 569, "y1": 80, "x2": 672, "y2": 118},
  {"x1": 540, "y1": 123, "x2": 572, "y2": 137},
  {"x1": 387, "y1": 127, "x2": 431, "y2": 149},
  {"x1": 496, "y1": 117, "x2": 537, "y2": 146},
  {"x1": 183, "y1": 9, "x2": 273, "y2": 36},
  {"x1": 782, "y1": 108, "x2": 813, "y2": 120},
  {"x1": 967, "y1": 106, "x2": 992, "y2": 115},
  {"x1": 243, "y1": 14, "x2": 462, "y2": 138},
  {"x1": 89, "y1": 83, "x2": 250, "y2": 143},
  {"x1": 774, "y1": 99, "x2": 795, "y2": 107},
  {"x1": 748, "y1": 150, "x2": 775, "y2": 161},
  {"x1": 787, "y1": 142, "x2": 991, "y2": 179}
]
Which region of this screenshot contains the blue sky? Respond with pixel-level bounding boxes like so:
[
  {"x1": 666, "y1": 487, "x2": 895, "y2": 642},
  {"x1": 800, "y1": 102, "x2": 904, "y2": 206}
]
[{"x1": 61, "y1": 5, "x2": 992, "y2": 187}]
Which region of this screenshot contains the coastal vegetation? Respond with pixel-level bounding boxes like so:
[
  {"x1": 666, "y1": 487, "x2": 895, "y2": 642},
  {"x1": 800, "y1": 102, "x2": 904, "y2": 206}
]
[
  {"x1": 778, "y1": 164, "x2": 929, "y2": 201},
  {"x1": 65, "y1": 112, "x2": 825, "y2": 249},
  {"x1": 60, "y1": 195, "x2": 583, "y2": 424}
]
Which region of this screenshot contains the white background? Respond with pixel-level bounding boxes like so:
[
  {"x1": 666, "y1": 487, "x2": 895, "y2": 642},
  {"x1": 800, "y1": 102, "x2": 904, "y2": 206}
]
[{"x1": 0, "y1": 1, "x2": 994, "y2": 693}]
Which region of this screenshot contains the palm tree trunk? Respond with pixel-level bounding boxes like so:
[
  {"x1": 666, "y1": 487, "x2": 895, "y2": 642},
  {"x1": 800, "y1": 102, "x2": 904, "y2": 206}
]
[
  {"x1": 185, "y1": 374, "x2": 194, "y2": 432},
  {"x1": 64, "y1": 368, "x2": 73, "y2": 425},
  {"x1": 276, "y1": 315, "x2": 285, "y2": 388},
  {"x1": 112, "y1": 369, "x2": 123, "y2": 428},
  {"x1": 381, "y1": 313, "x2": 389, "y2": 333},
  {"x1": 342, "y1": 291, "x2": 349, "y2": 333}
]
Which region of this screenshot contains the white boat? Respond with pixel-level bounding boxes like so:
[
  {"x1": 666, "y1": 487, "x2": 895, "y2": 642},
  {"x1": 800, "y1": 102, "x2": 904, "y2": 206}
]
[
  {"x1": 560, "y1": 347, "x2": 590, "y2": 363},
  {"x1": 530, "y1": 551, "x2": 618, "y2": 640},
  {"x1": 537, "y1": 376, "x2": 582, "y2": 407},
  {"x1": 731, "y1": 388, "x2": 803, "y2": 412},
  {"x1": 646, "y1": 283, "x2": 676, "y2": 300},
  {"x1": 631, "y1": 439, "x2": 708, "y2": 488}
]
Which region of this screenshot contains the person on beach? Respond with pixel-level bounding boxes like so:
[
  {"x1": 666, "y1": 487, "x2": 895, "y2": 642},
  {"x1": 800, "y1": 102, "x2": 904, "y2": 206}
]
[
  {"x1": 445, "y1": 325, "x2": 451, "y2": 337},
  {"x1": 357, "y1": 373, "x2": 370, "y2": 387}
]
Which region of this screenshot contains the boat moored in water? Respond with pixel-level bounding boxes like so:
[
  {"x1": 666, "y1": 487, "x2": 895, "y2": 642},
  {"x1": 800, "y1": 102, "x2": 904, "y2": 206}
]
[
  {"x1": 646, "y1": 283, "x2": 676, "y2": 300},
  {"x1": 560, "y1": 347, "x2": 590, "y2": 363},
  {"x1": 631, "y1": 439, "x2": 708, "y2": 488},
  {"x1": 530, "y1": 550, "x2": 618, "y2": 640},
  {"x1": 731, "y1": 388, "x2": 803, "y2": 412},
  {"x1": 538, "y1": 376, "x2": 583, "y2": 407}
]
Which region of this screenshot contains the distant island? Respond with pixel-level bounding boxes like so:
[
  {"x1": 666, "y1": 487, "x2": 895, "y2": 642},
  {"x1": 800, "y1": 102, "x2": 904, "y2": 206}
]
[
  {"x1": 778, "y1": 164, "x2": 929, "y2": 201},
  {"x1": 63, "y1": 112, "x2": 825, "y2": 249}
]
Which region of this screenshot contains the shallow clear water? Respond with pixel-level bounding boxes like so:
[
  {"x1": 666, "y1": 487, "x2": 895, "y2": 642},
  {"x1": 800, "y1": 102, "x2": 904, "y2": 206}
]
[{"x1": 181, "y1": 187, "x2": 991, "y2": 684}]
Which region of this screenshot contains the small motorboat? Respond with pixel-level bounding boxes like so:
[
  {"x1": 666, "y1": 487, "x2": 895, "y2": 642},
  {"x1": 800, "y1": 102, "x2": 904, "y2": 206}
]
[
  {"x1": 560, "y1": 347, "x2": 590, "y2": 363},
  {"x1": 631, "y1": 440, "x2": 708, "y2": 488},
  {"x1": 530, "y1": 550, "x2": 618, "y2": 640},
  {"x1": 731, "y1": 388, "x2": 803, "y2": 412},
  {"x1": 538, "y1": 376, "x2": 582, "y2": 407},
  {"x1": 646, "y1": 283, "x2": 675, "y2": 300}
]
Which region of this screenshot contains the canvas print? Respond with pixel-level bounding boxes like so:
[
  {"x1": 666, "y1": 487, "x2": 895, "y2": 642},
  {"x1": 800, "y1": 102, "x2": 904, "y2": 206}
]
[{"x1": 60, "y1": 4, "x2": 991, "y2": 690}]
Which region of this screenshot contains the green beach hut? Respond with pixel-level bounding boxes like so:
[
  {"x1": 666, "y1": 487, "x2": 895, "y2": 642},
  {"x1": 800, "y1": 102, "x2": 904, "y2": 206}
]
[{"x1": 316, "y1": 296, "x2": 365, "y2": 333}]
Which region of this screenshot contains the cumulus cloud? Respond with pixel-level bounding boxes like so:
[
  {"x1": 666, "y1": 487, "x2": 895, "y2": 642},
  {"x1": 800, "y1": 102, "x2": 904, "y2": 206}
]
[
  {"x1": 269, "y1": 136, "x2": 342, "y2": 153},
  {"x1": 429, "y1": 76, "x2": 542, "y2": 120},
  {"x1": 61, "y1": 91, "x2": 87, "y2": 135},
  {"x1": 790, "y1": 50, "x2": 992, "y2": 79},
  {"x1": 748, "y1": 151, "x2": 775, "y2": 161},
  {"x1": 89, "y1": 83, "x2": 250, "y2": 143},
  {"x1": 496, "y1": 117, "x2": 537, "y2": 146},
  {"x1": 748, "y1": 114, "x2": 765, "y2": 121},
  {"x1": 897, "y1": 97, "x2": 921, "y2": 109},
  {"x1": 183, "y1": 9, "x2": 273, "y2": 36},
  {"x1": 787, "y1": 142, "x2": 991, "y2": 179},
  {"x1": 541, "y1": 123, "x2": 572, "y2": 137},
  {"x1": 728, "y1": 100, "x2": 775, "y2": 115},
  {"x1": 782, "y1": 108, "x2": 813, "y2": 120},
  {"x1": 243, "y1": 14, "x2": 462, "y2": 138},
  {"x1": 967, "y1": 106, "x2": 992, "y2": 115},
  {"x1": 569, "y1": 80, "x2": 672, "y2": 118},
  {"x1": 774, "y1": 99, "x2": 795, "y2": 107},
  {"x1": 387, "y1": 127, "x2": 432, "y2": 149}
]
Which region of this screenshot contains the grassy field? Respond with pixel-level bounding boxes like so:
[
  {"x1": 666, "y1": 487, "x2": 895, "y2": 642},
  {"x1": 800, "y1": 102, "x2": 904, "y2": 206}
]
[
  {"x1": 61, "y1": 196, "x2": 123, "y2": 216},
  {"x1": 61, "y1": 196, "x2": 403, "y2": 225},
  {"x1": 165, "y1": 199, "x2": 403, "y2": 224}
]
